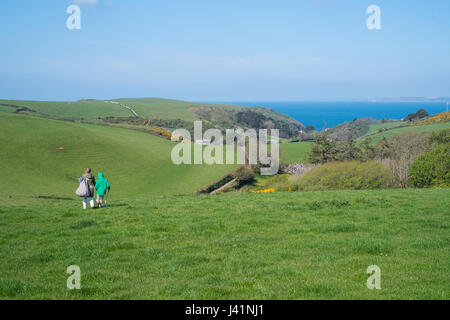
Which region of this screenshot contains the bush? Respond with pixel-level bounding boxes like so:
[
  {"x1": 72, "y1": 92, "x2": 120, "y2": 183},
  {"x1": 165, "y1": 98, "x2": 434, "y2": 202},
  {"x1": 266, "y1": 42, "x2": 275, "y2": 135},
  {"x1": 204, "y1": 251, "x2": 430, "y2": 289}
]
[
  {"x1": 404, "y1": 108, "x2": 429, "y2": 122},
  {"x1": 233, "y1": 166, "x2": 256, "y2": 187},
  {"x1": 374, "y1": 132, "x2": 429, "y2": 187},
  {"x1": 409, "y1": 144, "x2": 450, "y2": 188},
  {"x1": 429, "y1": 128, "x2": 450, "y2": 145},
  {"x1": 295, "y1": 161, "x2": 394, "y2": 191},
  {"x1": 309, "y1": 134, "x2": 362, "y2": 163}
]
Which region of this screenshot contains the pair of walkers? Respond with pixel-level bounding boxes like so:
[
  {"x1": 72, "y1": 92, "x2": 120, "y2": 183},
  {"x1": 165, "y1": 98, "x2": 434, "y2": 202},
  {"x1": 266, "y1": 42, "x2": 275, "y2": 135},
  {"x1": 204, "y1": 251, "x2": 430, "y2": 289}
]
[{"x1": 77, "y1": 168, "x2": 110, "y2": 210}]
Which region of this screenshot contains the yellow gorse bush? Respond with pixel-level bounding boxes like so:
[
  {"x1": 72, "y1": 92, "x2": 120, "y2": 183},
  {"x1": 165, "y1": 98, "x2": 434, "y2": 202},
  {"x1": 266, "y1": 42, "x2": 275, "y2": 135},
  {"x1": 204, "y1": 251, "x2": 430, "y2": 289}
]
[
  {"x1": 252, "y1": 188, "x2": 275, "y2": 194},
  {"x1": 416, "y1": 111, "x2": 450, "y2": 125},
  {"x1": 155, "y1": 127, "x2": 172, "y2": 139}
]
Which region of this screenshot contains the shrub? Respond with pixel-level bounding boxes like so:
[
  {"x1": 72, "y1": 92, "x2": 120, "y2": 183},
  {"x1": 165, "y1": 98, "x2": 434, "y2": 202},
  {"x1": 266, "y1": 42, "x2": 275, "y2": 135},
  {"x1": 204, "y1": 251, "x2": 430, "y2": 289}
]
[
  {"x1": 409, "y1": 144, "x2": 450, "y2": 188},
  {"x1": 196, "y1": 173, "x2": 234, "y2": 194},
  {"x1": 295, "y1": 161, "x2": 394, "y2": 191},
  {"x1": 429, "y1": 128, "x2": 450, "y2": 145},
  {"x1": 404, "y1": 108, "x2": 429, "y2": 122},
  {"x1": 252, "y1": 188, "x2": 275, "y2": 194},
  {"x1": 309, "y1": 134, "x2": 362, "y2": 163},
  {"x1": 233, "y1": 166, "x2": 256, "y2": 187},
  {"x1": 374, "y1": 131, "x2": 429, "y2": 187}
]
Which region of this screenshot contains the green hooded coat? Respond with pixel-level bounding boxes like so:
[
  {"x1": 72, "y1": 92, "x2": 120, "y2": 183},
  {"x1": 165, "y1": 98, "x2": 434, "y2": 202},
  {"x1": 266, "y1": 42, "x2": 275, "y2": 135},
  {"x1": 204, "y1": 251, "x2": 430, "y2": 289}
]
[{"x1": 95, "y1": 173, "x2": 110, "y2": 196}]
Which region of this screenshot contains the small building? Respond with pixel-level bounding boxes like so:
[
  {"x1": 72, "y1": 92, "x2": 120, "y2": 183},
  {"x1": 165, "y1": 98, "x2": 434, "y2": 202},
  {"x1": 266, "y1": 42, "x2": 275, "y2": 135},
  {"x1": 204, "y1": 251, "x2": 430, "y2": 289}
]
[{"x1": 195, "y1": 139, "x2": 211, "y2": 145}]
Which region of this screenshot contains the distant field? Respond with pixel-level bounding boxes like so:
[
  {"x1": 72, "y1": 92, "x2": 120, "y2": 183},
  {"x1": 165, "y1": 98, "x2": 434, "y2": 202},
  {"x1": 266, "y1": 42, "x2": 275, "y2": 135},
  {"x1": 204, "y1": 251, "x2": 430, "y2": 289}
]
[
  {"x1": 366, "y1": 121, "x2": 404, "y2": 134},
  {"x1": 0, "y1": 98, "x2": 243, "y2": 121},
  {"x1": 0, "y1": 100, "x2": 131, "y2": 119},
  {"x1": 361, "y1": 122, "x2": 450, "y2": 144},
  {"x1": 115, "y1": 98, "x2": 242, "y2": 121},
  {"x1": 0, "y1": 112, "x2": 236, "y2": 204},
  {"x1": 279, "y1": 142, "x2": 312, "y2": 164},
  {"x1": 0, "y1": 188, "x2": 448, "y2": 299},
  {"x1": 0, "y1": 105, "x2": 15, "y2": 113}
]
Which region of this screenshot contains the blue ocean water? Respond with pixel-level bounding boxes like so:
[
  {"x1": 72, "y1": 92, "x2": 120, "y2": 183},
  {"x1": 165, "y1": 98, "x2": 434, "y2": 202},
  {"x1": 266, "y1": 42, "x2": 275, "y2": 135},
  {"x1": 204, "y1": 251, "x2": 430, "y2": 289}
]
[{"x1": 218, "y1": 101, "x2": 448, "y2": 129}]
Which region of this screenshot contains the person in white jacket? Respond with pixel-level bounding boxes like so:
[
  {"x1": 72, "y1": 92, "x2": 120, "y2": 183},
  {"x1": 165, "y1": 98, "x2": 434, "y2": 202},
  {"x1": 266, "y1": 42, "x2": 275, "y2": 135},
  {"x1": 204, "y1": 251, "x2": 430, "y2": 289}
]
[{"x1": 81, "y1": 168, "x2": 96, "y2": 210}]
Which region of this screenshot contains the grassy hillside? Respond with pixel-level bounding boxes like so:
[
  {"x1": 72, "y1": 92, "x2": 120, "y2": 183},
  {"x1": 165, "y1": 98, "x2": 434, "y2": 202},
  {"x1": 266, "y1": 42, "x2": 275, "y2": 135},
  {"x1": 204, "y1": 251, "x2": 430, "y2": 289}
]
[
  {"x1": 366, "y1": 121, "x2": 404, "y2": 134},
  {"x1": 279, "y1": 142, "x2": 312, "y2": 164},
  {"x1": 0, "y1": 98, "x2": 242, "y2": 121},
  {"x1": 361, "y1": 122, "x2": 450, "y2": 144},
  {"x1": 0, "y1": 98, "x2": 305, "y2": 138},
  {"x1": 0, "y1": 188, "x2": 448, "y2": 299},
  {"x1": 114, "y1": 98, "x2": 241, "y2": 120},
  {"x1": 0, "y1": 112, "x2": 236, "y2": 204},
  {"x1": 0, "y1": 100, "x2": 131, "y2": 119}
]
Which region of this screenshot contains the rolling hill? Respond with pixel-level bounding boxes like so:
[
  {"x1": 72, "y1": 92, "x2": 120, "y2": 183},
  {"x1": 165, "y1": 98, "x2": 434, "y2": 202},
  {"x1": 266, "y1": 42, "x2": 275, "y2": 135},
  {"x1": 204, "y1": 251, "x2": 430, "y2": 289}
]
[
  {"x1": 0, "y1": 100, "x2": 448, "y2": 300},
  {"x1": 360, "y1": 121, "x2": 450, "y2": 144},
  {"x1": 0, "y1": 98, "x2": 305, "y2": 138},
  {"x1": 0, "y1": 112, "x2": 236, "y2": 204}
]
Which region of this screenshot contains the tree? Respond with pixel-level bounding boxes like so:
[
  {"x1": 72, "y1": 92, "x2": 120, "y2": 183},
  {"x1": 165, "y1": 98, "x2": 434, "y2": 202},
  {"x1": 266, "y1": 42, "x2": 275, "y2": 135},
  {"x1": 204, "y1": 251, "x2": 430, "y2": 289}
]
[
  {"x1": 416, "y1": 109, "x2": 429, "y2": 119},
  {"x1": 374, "y1": 132, "x2": 429, "y2": 187},
  {"x1": 404, "y1": 108, "x2": 429, "y2": 121},
  {"x1": 409, "y1": 144, "x2": 450, "y2": 188},
  {"x1": 309, "y1": 133, "x2": 338, "y2": 163},
  {"x1": 309, "y1": 134, "x2": 363, "y2": 163},
  {"x1": 361, "y1": 138, "x2": 376, "y2": 161}
]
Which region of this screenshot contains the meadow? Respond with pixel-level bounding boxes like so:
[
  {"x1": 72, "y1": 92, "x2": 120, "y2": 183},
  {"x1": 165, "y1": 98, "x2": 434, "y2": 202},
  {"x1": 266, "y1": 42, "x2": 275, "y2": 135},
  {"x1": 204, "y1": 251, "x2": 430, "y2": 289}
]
[
  {"x1": 114, "y1": 98, "x2": 243, "y2": 120},
  {"x1": 279, "y1": 142, "x2": 312, "y2": 164},
  {"x1": 361, "y1": 122, "x2": 450, "y2": 144},
  {"x1": 366, "y1": 121, "x2": 404, "y2": 134},
  {"x1": 0, "y1": 99, "x2": 131, "y2": 119},
  {"x1": 0, "y1": 101, "x2": 448, "y2": 300},
  {"x1": 0, "y1": 188, "x2": 448, "y2": 299},
  {"x1": 0, "y1": 112, "x2": 235, "y2": 203},
  {"x1": 0, "y1": 98, "x2": 243, "y2": 121}
]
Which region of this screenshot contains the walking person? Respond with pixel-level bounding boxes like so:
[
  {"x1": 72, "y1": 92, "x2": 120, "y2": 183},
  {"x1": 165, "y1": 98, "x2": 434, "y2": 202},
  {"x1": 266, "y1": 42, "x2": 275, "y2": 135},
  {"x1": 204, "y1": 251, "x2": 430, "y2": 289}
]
[
  {"x1": 95, "y1": 172, "x2": 110, "y2": 208},
  {"x1": 82, "y1": 168, "x2": 96, "y2": 210}
]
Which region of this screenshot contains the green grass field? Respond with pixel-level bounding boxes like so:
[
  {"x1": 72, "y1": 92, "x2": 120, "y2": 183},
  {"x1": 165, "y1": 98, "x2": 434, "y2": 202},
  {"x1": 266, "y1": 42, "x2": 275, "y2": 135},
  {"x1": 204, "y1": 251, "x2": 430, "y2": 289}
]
[
  {"x1": 1, "y1": 102, "x2": 449, "y2": 300},
  {"x1": 366, "y1": 121, "x2": 404, "y2": 134},
  {"x1": 0, "y1": 105, "x2": 16, "y2": 113},
  {"x1": 360, "y1": 122, "x2": 450, "y2": 144},
  {"x1": 0, "y1": 98, "x2": 242, "y2": 121},
  {"x1": 0, "y1": 188, "x2": 448, "y2": 299},
  {"x1": 114, "y1": 98, "x2": 242, "y2": 121},
  {"x1": 279, "y1": 142, "x2": 312, "y2": 164},
  {"x1": 0, "y1": 112, "x2": 236, "y2": 204},
  {"x1": 0, "y1": 100, "x2": 132, "y2": 119}
]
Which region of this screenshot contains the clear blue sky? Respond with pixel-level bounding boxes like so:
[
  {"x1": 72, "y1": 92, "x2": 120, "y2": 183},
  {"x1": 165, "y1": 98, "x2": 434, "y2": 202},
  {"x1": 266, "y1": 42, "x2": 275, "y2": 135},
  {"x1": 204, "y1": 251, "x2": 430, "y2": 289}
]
[{"x1": 0, "y1": 0, "x2": 449, "y2": 101}]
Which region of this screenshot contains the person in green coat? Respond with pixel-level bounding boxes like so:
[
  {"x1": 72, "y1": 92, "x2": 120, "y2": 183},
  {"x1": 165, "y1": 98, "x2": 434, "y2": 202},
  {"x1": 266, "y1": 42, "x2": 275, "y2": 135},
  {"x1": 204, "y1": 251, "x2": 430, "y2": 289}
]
[{"x1": 95, "y1": 172, "x2": 110, "y2": 208}]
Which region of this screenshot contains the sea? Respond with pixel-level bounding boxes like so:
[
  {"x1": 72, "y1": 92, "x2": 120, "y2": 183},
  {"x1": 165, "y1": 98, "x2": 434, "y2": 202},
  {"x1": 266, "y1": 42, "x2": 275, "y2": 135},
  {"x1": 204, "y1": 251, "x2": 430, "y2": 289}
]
[{"x1": 213, "y1": 101, "x2": 448, "y2": 130}]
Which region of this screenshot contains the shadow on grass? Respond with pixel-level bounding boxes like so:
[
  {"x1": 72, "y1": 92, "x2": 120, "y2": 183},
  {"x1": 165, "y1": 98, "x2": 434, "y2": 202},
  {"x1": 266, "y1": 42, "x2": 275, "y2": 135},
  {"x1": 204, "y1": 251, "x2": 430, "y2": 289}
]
[{"x1": 36, "y1": 195, "x2": 73, "y2": 201}]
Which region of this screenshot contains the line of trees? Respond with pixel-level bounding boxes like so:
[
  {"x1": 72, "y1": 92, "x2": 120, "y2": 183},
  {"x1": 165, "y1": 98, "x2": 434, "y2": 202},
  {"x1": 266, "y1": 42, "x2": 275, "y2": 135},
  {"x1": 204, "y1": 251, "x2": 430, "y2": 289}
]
[{"x1": 308, "y1": 129, "x2": 449, "y2": 188}]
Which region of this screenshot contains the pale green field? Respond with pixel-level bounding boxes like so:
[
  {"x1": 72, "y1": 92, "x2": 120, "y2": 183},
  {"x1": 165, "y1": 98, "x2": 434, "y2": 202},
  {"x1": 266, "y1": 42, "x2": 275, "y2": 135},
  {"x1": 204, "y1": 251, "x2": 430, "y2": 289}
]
[
  {"x1": 114, "y1": 98, "x2": 242, "y2": 121},
  {"x1": 0, "y1": 112, "x2": 236, "y2": 204},
  {"x1": 0, "y1": 98, "x2": 244, "y2": 121},
  {"x1": 366, "y1": 121, "x2": 404, "y2": 134},
  {"x1": 0, "y1": 105, "x2": 16, "y2": 113},
  {"x1": 361, "y1": 122, "x2": 450, "y2": 144},
  {"x1": 279, "y1": 142, "x2": 312, "y2": 164},
  {"x1": 0, "y1": 100, "x2": 132, "y2": 119}
]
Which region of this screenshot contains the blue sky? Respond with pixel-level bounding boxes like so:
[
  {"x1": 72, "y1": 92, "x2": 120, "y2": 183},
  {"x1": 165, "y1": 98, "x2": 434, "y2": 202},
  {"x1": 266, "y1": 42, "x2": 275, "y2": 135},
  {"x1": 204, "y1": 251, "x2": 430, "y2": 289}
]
[{"x1": 0, "y1": 0, "x2": 449, "y2": 101}]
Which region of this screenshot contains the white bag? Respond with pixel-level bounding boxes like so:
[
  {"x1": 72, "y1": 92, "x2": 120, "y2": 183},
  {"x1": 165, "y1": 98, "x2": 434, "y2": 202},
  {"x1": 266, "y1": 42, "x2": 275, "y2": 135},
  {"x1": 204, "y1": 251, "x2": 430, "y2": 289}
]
[{"x1": 75, "y1": 178, "x2": 90, "y2": 197}]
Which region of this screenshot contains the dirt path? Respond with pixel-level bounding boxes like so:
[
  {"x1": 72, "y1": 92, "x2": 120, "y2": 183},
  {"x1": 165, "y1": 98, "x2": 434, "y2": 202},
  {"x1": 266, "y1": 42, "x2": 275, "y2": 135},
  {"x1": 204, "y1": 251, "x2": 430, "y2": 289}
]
[
  {"x1": 210, "y1": 178, "x2": 236, "y2": 194},
  {"x1": 106, "y1": 101, "x2": 140, "y2": 117}
]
